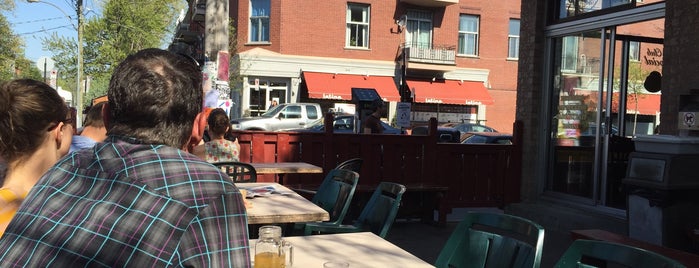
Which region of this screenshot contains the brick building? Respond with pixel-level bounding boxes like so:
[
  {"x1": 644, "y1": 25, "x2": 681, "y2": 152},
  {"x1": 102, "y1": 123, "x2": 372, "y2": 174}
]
[{"x1": 174, "y1": 0, "x2": 521, "y2": 133}]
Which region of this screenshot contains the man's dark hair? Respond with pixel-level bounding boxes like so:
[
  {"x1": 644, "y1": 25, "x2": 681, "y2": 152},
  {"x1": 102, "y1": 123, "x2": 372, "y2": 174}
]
[
  {"x1": 107, "y1": 48, "x2": 203, "y2": 148},
  {"x1": 83, "y1": 101, "x2": 106, "y2": 128}
]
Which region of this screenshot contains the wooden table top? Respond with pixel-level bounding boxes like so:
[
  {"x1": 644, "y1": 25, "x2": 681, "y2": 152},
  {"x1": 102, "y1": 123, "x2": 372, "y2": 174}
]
[
  {"x1": 237, "y1": 182, "x2": 329, "y2": 224},
  {"x1": 250, "y1": 232, "x2": 434, "y2": 268},
  {"x1": 249, "y1": 162, "x2": 323, "y2": 174}
]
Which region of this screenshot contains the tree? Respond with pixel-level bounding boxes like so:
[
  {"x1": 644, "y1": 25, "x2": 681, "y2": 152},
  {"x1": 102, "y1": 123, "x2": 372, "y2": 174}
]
[
  {"x1": 0, "y1": 13, "x2": 41, "y2": 81},
  {"x1": 44, "y1": 0, "x2": 185, "y2": 107},
  {"x1": 612, "y1": 60, "x2": 656, "y2": 136}
]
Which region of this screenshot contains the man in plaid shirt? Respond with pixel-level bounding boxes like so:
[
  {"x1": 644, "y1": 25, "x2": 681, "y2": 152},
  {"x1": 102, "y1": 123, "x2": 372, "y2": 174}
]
[{"x1": 0, "y1": 48, "x2": 251, "y2": 267}]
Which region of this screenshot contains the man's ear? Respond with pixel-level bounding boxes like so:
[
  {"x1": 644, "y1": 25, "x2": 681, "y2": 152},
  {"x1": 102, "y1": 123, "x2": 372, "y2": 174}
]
[{"x1": 101, "y1": 102, "x2": 111, "y2": 131}]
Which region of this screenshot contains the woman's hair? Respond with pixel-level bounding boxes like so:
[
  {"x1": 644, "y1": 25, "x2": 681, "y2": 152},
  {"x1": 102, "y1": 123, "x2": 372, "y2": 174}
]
[
  {"x1": 0, "y1": 79, "x2": 68, "y2": 164},
  {"x1": 207, "y1": 108, "x2": 230, "y2": 137}
]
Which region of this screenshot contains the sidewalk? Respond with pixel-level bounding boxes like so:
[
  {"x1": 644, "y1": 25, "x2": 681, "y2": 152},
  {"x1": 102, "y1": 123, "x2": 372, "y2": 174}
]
[{"x1": 385, "y1": 208, "x2": 572, "y2": 267}]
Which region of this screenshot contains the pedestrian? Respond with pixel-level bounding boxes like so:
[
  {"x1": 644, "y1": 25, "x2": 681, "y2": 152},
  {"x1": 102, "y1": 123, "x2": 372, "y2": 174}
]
[
  {"x1": 69, "y1": 101, "x2": 107, "y2": 152},
  {"x1": 0, "y1": 48, "x2": 251, "y2": 267},
  {"x1": 0, "y1": 79, "x2": 73, "y2": 237},
  {"x1": 362, "y1": 99, "x2": 385, "y2": 134},
  {"x1": 193, "y1": 108, "x2": 241, "y2": 163}
]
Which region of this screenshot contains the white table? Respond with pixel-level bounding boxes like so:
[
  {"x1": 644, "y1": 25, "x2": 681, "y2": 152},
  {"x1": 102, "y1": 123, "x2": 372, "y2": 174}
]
[
  {"x1": 250, "y1": 232, "x2": 434, "y2": 268},
  {"x1": 237, "y1": 182, "x2": 329, "y2": 225}
]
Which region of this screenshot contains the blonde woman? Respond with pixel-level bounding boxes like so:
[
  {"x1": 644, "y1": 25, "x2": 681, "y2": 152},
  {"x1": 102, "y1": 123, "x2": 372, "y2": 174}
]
[{"x1": 0, "y1": 79, "x2": 73, "y2": 236}]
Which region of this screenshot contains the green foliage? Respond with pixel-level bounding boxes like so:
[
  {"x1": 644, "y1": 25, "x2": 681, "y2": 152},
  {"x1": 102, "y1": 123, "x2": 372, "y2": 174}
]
[
  {"x1": 83, "y1": 73, "x2": 110, "y2": 104},
  {"x1": 0, "y1": 0, "x2": 14, "y2": 11},
  {"x1": 43, "y1": 0, "x2": 184, "y2": 107},
  {"x1": 0, "y1": 13, "x2": 40, "y2": 81}
]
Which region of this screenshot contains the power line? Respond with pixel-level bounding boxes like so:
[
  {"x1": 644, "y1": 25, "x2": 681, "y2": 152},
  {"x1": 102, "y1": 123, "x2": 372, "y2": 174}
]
[
  {"x1": 10, "y1": 16, "x2": 75, "y2": 25},
  {"x1": 17, "y1": 25, "x2": 74, "y2": 35}
]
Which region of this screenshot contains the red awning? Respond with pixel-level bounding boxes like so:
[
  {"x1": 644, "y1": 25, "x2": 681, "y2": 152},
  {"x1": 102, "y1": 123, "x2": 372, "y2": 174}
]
[
  {"x1": 616, "y1": 92, "x2": 661, "y2": 115},
  {"x1": 407, "y1": 79, "x2": 494, "y2": 105},
  {"x1": 302, "y1": 72, "x2": 401, "y2": 102}
]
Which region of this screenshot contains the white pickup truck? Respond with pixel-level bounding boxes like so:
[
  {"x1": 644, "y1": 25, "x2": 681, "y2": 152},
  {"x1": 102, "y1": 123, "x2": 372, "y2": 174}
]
[{"x1": 230, "y1": 103, "x2": 322, "y2": 131}]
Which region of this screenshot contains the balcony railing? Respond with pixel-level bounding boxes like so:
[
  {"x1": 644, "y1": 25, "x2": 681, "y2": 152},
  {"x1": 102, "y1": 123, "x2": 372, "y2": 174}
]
[{"x1": 404, "y1": 43, "x2": 456, "y2": 65}]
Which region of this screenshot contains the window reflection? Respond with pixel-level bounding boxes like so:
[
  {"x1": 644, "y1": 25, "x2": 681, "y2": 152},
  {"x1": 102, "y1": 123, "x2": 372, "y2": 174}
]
[{"x1": 559, "y1": 0, "x2": 635, "y2": 19}]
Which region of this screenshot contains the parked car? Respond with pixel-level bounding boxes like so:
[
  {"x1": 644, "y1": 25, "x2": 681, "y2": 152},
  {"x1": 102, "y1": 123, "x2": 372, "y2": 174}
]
[
  {"x1": 230, "y1": 103, "x2": 321, "y2": 131},
  {"x1": 441, "y1": 122, "x2": 498, "y2": 133},
  {"x1": 278, "y1": 114, "x2": 404, "y2": 134},
  {"x1": 411, "y1": 126, "x2": 461, "y2": 143},
  {"x1": 461, "y1": 132, "x2": 514, "y2": 144}
]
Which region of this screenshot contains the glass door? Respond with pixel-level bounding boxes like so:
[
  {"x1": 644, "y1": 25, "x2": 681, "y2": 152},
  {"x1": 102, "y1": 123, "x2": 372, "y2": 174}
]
[
  {"x1": 546, "y1": 17, "x2": 663, "y2": 210},
  {"x1": 549, "y1": 30, "x2": 605, "y2": 204}
]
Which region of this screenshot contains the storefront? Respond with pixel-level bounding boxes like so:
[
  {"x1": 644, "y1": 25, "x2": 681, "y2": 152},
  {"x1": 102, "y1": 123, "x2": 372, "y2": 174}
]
[{"x1": 510, "y1": 1, "x2": 683, "y2": 248}]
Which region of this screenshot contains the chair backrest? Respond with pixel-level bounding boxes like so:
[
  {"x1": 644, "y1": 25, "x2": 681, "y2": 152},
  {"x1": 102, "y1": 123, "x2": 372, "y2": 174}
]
[
  {"x1": 212, "y1": 161, "x2": 257, "y2": 183},
  {"x1": 354, "y1": 182, "x2": 406, "y2": 238},
  {"x1": 335, "y1": 158, "x2": 363, "y2": 173},
  {"x1": 311, "y1": 169, "x2": 360, "y2": 225},
  {"x1": 555, "y1": 239, "x2": 686, "y2": 268},
  {"x1": 435, "y1": 212, "x2": 545, "y2": 268}
]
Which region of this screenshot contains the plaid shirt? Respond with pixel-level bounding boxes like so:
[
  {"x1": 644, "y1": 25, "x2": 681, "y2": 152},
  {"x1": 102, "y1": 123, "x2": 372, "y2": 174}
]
[{"x1": 0, "y1": 136, "x2": 251, "y2": 267}]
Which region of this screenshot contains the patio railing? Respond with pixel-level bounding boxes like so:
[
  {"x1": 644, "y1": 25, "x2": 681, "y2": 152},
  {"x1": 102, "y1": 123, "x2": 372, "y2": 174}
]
[{"x1": 234, "y1": 117, "x2": 523, "y2": 211}]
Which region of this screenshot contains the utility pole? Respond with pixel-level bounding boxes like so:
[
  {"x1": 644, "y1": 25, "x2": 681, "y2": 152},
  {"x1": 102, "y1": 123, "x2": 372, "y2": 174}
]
[
  {"x1": 27, "y1": 0, "x2": 84, "y2": 126},
  {"x1": 76, "y1": 0, "x2": 84, "y2": 125},
  {"x1": 204, "y1": 0, "x2": 230, "y2": 113},
  {"x1": 205, "y1": 0, "x2": 229, "y2": 59}
]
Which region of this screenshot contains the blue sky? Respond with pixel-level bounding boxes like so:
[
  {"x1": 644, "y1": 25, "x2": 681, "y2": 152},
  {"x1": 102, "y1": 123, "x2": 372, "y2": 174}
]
[{"x1": 5, "y1": 0, "x2": 100, "y2": 63}]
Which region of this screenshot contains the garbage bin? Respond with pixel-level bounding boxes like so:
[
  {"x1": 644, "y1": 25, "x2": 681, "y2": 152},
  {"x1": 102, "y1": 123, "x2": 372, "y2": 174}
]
[{"x1": 623, "y1": 135, "x2": 699, "y2": 253}]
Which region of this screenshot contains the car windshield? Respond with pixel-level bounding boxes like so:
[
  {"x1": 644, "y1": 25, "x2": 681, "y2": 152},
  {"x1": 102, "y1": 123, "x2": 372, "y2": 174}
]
[{"x1": 259, "y1": 105, "x2": 285, "y2": 117}]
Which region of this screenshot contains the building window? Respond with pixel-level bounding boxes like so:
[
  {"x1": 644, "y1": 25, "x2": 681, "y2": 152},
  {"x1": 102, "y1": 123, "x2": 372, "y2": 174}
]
[
  {"x1": 346, "y1": 3, "x2": 370, "y2": 48},
  {"x1": 561, "y1": 36, "x2": 578, "y2": 72},
  {"x1": 629, "y1": 41, "x2": 640, "y2": 61},
  {"x1": 508, "y1": 19, "x2": 520, "y2": 59},
  {"x1": 559, "y1": 0, "x2": 635, "y2": 19},
  {"x1": 250, "y1": 0, "x2": 270, "y2": 42},
  {"x1": 458, "y1": 14, "x2": 479, "y2": 56},
  {"x1": 406, "y1": 10, "x2": 432, "y2": 48}
]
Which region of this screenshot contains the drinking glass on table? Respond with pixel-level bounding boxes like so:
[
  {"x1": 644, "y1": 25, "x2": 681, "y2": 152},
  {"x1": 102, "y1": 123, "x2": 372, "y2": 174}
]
[
  {"x1": 323, "y1": 261, "x2": 350, "y2": 268},
  {"x1": 255, "y1": 225, "x2": 293, "y2": 268}
]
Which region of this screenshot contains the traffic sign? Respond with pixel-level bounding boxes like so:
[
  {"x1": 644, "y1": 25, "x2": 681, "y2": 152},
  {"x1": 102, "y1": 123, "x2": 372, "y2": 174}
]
[{"x1": 396, "y1": 102, "x2": 411, "y2": 128}]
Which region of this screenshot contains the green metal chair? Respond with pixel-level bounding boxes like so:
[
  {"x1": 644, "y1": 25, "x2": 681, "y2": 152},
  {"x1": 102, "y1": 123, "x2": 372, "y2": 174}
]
[
  {"x1": 315, "y1": 169, "x2": 360, "y2": 224},
  {"x1": 434, "y1": 212, "x2": 545, "y2": 268},
  {"x1": 555, "y1": 239, "x2": 686, "y2": 268},
  {"x1": 335, "y1": 158, "x2": 363, "y2": 173},
  {"x1": 304, "y1": 182, "x2": 406, "y2": 238},
  {"x1": 212, "y1": 161, "x2": 257, "y2": 183},
  {"x1": 297, "y1": 169, "x2": 359, "y2": 228}
]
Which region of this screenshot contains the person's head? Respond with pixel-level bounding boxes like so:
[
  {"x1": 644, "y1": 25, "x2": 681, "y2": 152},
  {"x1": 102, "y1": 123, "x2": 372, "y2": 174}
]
[
  {"x1": 83, "y1": 101, "x2": 106, "y2": 128},
  {"x1": 0, "y1": 79, "x2": 72, "y2": 170},
  {"x1": 107, "y1": 48, "x2": 203, "y2": 148},
  {"x1": 207, "y1": 108, "x2": 230, "y2": 137}
]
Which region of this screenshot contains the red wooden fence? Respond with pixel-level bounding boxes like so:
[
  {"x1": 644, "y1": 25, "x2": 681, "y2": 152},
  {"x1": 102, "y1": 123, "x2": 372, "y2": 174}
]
[{"x1": 235, "y1": 117, "x2": 523, "y2": 210}]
